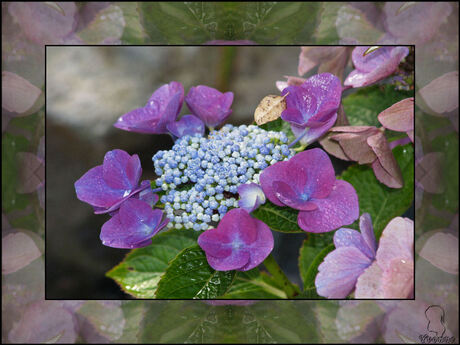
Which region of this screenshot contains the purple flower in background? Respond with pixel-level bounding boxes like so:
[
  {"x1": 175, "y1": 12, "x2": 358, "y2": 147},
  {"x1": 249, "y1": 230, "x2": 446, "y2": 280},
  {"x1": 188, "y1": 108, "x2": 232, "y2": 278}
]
[
  {"x1": 114, "y1": 81, "x2": 184, "y2": 134},
  {"x1": 281, "y1": 73, "x2": 342, "y2": 145},
  {"x1": 74, "y1": 149, "x2": 149, "y2": 214},
  {"x1": 344, "y1": 46, "x2": 409, "y2": 88},
  {"x1": 237, "y1": 183, "x2": 266, "y2": 213},
  {"x1": 166, "y1": 114, "x2": 205, "y2": 138},
  {"x1": 100, "y1": 198, "x2": 168, "y2": 249},
  {"x1": 260, "y1": 148, "x2": 359, "y2": 233},
  {"x1": 315, "y1": 213, "x2": 376, "y2": 298},
  {"x1": 197, "y1": 209, "x2": 274, "y2": 271},
  {"x1": 185, "y1": 85, "x2": 233, "y2": 128}
]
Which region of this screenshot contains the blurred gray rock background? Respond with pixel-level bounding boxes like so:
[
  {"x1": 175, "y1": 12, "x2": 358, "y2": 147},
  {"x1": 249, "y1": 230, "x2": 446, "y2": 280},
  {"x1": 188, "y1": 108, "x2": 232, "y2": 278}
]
[{"x1": 46, "y1": 46, "x2": 304, "y2": 299}]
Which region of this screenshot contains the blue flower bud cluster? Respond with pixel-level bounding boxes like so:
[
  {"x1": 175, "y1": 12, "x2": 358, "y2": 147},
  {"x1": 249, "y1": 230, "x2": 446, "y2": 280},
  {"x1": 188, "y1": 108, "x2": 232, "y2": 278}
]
[{"x1": 152, "y1": 124, "x2": 294, "y2": 230}]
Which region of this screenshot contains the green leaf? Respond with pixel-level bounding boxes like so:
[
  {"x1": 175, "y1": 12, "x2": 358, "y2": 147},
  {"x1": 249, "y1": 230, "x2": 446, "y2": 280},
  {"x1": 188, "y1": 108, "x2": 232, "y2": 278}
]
[
  {"x1": 106, "y1": 228, "x2": 199, "y2": 298},
  {"x1": 155, "y1": 245, "x2": 235, "y2": 299},
  {"x1": 141, "y1": 301, "x2": 319, "y2": 343},
  {"x1": 299, "y1": 243, "x2": 334, "y2": 298},
  {"x1": 252, "y1": 200, "x2": 304, "y2": 233},
  {"x1": 221, "y1": 268, "x2": 287, "y2": 299},
  {"x1": 2, "y1": 133, "x2": 30, "y2": 213},
  {"x1": 119, "y1": 2, "x2": 147, "y2": 44},
  {"x1": 342, "y1": 84, "x2": 414, "y2": 127},
  {"x1": 140, "y1": 2, "x2": 217, "y2": 44},
  {"x1": 259, "y1": 117, "x2": 295, "y2": 142},
  {"x1": 431, "y1": 133, "x2": 458, "y2": 213},
  {"x1": 340, "y1": 144, "x2": 414, "y2": 238},
  {"x1": 313, "y1": 3, "x2": 342, "y2": 44},
  {"x1": 226, "y1": 2, "x2": 320, "y2": 44},
  {"x1": 77, "y1": 5, "x2": 125, "y2": 44}
]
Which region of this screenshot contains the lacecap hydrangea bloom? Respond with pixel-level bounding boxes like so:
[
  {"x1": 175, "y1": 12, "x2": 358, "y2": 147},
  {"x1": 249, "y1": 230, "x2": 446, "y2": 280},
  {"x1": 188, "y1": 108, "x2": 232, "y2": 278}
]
[{"x1": 153, "y1": 124, "x2": 294, "y2": 231}]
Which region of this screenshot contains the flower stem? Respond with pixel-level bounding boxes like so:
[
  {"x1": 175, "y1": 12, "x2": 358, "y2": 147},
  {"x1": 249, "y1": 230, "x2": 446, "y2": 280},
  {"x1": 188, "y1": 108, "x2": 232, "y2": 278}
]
[
  {"x1": 288, "y1": 129, "x2": 308, "y2": 149},
  {"x1": 263, "y1": 254, "x2": 300, "y2": 298}
]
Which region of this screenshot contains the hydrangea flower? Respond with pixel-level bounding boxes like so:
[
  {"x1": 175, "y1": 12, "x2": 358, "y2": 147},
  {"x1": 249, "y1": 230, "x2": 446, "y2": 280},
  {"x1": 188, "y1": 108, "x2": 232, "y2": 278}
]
[
  {"x1": 74, "y1": 149, "x2": 149, "y2": 214},
  {"x1": 315, "y1": 213, "x2": 376, "y2": 298},
  {"x1": 100, "y1": 198, "x2": 168, "y2": 249},
  {"x1": 114, "y1": 81, "x2": 184, "y2": 134},
  {"x1": 344, "y1": 46, "x2": 409, "y2": 88},
  {"x1": 355, "y1": 217, "x2": 414, "y2": 298},
  {"x1": 185, "y1": 85, "x2": 233, "y2": 128},
  {"x1": 281, "y1": 73, "x2": 342, "y2": 145},
  {"x1": 260, "y1": 148, "x2": 359, "y2": 233},
  {"x1": 378, "y1": 98, "x2": 414, "y2": 142},
  {"x1": 237, "y1": 183, "x2": 266, "y2": 213},
  {"x1": 197, "y1": 208, "x2": 274, "y2": 271},
  {"x1": 166, "y1": 114, "x2": 205, "y2": 138},
  {"x1": 153, "y1": 124, "x2": 293, "y2": 230}
]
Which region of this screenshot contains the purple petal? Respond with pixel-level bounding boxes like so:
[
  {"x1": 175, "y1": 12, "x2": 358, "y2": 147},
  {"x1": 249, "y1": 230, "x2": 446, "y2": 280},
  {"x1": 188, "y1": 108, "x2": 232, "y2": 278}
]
[
  {"x1": 259, "y1": 161, "x2": 291, "y2": 207},
  {"x1": 206, "y1": 249, "x2": 250, "y2": 271},
  {"x1": 197, "y1": 228, "x2": 232, "y2": 259},
  {"x1": 185, "y1": 85, "x2": 233, "y2": 127},
  {"x1": 315, "y1": 246, "x2": 373, "y2": 298},
  {"x1": 92, "y1": 180, "x2": 150, "y2": 215},
  {"x1": 359, "y1": 213, "x2": 377, "y2": 257},
  {"x1": 114, "y1": 82, "x2": 184, "y2": 134},
  {"x1": 198, "y1": 209, "x2": 273, "y2": 271},
  {"x1": 281, "y1": 86, "x2": 318, "y2": 127},
  {"x1": 219, "y1": 208, "x2": 258, "y2": 245},
  {"x1": 333, "y1": 228, "x2": 375, "y2": 260},
  {"x1": 298, "y1": 180, "x2": 359, "y2": 233},
  {"x1": 272, "y1": 181, "x2": 317, "y2": 211},
  {"x1": 289, "y1": 148, "x2": 336, "y2": 199},
  {"x1": 102, "y1": 150, "x2": 141, "y2": 190},
  {"x1": 381, "y1": 258, "x2": 414, "y2": 298},
  {"x1": 301, "y1": 112, "x2": 337, "y2": 145},
  {"x1": 166, "y1": 114, "x2": 205, "y2": 138},
  {"x1": 135, "y1": 185, "x2": 159, "y2": 208},
  {"x1": 237, "y1": 183, "x2": 266, "y2": 213},
  {"x1": 280, "y1": 107, "x2": 307, "y2": 127},
  {"x1": 239, "y1": 220, "x2": 274, "y2": 271},
  {"x1": 75, "y1": 166, "x2": 127, "y2": 208},
  {"x1": 100, "y1": 199, "x2": 167, "y2": 249},
  {"x1": 378, "y1": 98, "x2": 414, "y2": 133}
]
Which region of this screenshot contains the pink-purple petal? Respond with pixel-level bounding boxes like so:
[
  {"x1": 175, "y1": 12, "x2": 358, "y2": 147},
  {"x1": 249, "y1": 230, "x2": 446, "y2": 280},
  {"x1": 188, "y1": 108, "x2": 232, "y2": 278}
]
[
  {"x1": 197, "y1": 228, "x2": 232, "y2": 259},
  {"x1": 272, "y1": 181, "x2": 317, "y2": 211},
  {"x1": 259, "y1": 161, "x2": 291, "y2": 207},
  {"x1": 198, "y1": 209, "x2": 273, "y2": 272},
  {"x1": 298, "y1": 180, "x2": 359, "y2": 233},
  {"x1": 315, "y1": 246, "x2": 373, "y2": 298},
  {"x1": 290, "y1": 148, "x2": 336, "y2": 199}
]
